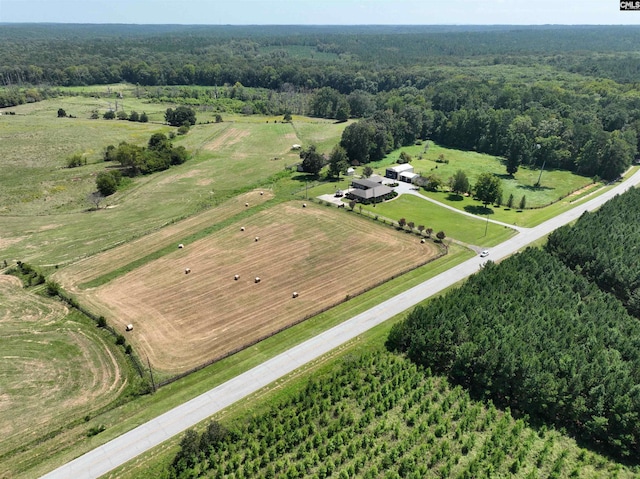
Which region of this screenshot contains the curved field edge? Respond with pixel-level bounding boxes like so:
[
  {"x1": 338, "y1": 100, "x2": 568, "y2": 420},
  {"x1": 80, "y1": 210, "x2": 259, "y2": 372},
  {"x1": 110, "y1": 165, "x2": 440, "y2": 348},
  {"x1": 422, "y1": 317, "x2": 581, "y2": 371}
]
[
  {"x1": 25, "y1": 245, "x2": 471, "y2": 479},
  {"x1": 0, "y1": 276, "x2": 134, "y2": 478},
  {"x1": 75, "y1": 201, "x2": 445, "y2": 375}
]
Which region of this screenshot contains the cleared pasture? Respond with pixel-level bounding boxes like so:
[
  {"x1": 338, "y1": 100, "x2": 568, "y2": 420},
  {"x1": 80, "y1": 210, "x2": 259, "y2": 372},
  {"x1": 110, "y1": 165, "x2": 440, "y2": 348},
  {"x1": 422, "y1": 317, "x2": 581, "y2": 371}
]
[
  {"x1": 0, "y1": 96, "x2": 347, "y2": 266},
  {"x1": 83, "y1": 202, "x2": 441, "y2": 374},
  {"x1": 0, "y1": 276, "x2": 127, "y2": 477},
  {"x1": 359, "y1": 194, "x2": 517, "y2": 247},
  {"x1": 370, "y1": 142, "x2": 592, "y2": 208},
  {"x1": 54, "y1": 189, "x2": 274, "y2": 291}
]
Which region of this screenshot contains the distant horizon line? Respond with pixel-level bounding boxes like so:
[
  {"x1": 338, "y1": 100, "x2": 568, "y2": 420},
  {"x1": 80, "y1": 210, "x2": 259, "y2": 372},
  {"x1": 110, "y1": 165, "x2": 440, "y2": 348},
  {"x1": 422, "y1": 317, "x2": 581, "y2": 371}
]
[{"x1": 1, "y1": 22, "x2": 638, "y2": 27}]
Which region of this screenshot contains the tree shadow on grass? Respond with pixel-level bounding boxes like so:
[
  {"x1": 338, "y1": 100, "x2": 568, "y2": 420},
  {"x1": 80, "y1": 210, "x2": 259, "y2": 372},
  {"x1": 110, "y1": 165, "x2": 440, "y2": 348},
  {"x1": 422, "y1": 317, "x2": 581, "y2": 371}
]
[
  {"x1": 495, "y1": 173, "x2": 514, "y2": 180},
  {"x1": 464, "y1": 205, "x2": 494, "y2": 215},
  {"x1": 291, "y1": 173, "x2": 319, "y2": 182},
  {"x1": 446, "y1": 193, "x2": 464, "y2": 202},
  {"x1": 517, "y1": 184, "x2": 554, "y2": 192}
]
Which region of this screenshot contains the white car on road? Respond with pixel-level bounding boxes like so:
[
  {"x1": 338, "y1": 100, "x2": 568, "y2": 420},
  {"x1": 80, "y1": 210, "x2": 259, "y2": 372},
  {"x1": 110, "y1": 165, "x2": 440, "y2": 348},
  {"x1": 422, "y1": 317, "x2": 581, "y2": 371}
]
[{"x1": 480, "y1": 250, "x2": 490, "y2": 257}]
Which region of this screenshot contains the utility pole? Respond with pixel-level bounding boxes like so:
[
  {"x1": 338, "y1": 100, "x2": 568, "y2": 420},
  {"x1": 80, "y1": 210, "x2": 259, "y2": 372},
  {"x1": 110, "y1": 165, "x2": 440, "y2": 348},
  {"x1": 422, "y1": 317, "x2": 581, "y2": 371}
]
[{"x1": 535, "y1": 160, "x2": 546, "y2": 188}]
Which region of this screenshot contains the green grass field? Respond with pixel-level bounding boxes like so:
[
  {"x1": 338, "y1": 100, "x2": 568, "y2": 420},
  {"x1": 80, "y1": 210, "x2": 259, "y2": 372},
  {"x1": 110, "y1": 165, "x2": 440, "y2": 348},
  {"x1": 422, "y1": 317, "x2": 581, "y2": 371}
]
[
  {"x1": 357, "y1": 195, "x2": 516, "y2": 248},
  {"x1": 0, "y1": 96, "x2": 348, "y2": 267},
  {"x1": 369, "y1": 141, "x2": 594, "y2": 208},
  {"x1": 0, "y1": 276, "x2": 133, "y2": 478}
]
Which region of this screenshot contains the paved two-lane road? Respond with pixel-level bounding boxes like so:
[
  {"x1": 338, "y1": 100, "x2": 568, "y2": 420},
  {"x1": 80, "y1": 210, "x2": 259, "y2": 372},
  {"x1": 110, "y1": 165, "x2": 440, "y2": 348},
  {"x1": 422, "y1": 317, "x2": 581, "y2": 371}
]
[{"x1": 41, "y1": 170, "x2": 640, "y2": 479}]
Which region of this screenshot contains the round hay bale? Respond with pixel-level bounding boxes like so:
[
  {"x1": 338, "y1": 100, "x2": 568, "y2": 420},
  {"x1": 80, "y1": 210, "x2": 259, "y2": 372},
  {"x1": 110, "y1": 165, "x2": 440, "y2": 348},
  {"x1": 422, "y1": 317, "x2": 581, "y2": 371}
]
[
  {"x1": 178, "y1": 243, "x2": 184, "y2": 249},
  {"x1": 125, "y1": 324, "x2": 134, "y2": 331},
  {"x1": 255, "y1": 236, "x2": 259, "y2": 242},
  {"x1": 245, "y1": 202, "x2": 249, "y2": 207},
  {"x1": 420, "y1": 238, "x2": 425, "y2": 244},
  {"x1": 234, "y1": 274, "x2": 240, "y2": 281},
  {"x1": 292, "y1": 291, "x2": 299, "y2": 298},
  {"x1": 240, "y1": 227, "x2": 245, "y2": 231},
  {"x1": 254, "y1": 277, "x2": 261, "y2": 283},
  {"x1": 260, "y1": 191, "x2": 264, "y2": 195},
  {"x1": 185, "y1": 268, "x2": 191, "y2": 274},
  {"x1": 302, "y1": 203, "x2": 307, "y2": 208}
]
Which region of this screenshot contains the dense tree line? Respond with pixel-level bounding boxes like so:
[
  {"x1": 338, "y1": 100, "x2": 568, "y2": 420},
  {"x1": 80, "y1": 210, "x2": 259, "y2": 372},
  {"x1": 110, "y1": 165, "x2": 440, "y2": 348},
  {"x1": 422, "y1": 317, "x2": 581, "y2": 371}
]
[
  {"x1": 169, "y1": 350, "x2": 628, "y2": 478},
  {"x1": 387, "y1": 248, "x2": 640, "y2": 460},
  {"x1": 3, "y1": 25, "x2": 640, "y2": 90},
  {"x1": 546, "y1": 187, "x2": 640, "y2": 315},
  {"x1": 334, "y1": 77, "x2": 638, "y2": 180}
]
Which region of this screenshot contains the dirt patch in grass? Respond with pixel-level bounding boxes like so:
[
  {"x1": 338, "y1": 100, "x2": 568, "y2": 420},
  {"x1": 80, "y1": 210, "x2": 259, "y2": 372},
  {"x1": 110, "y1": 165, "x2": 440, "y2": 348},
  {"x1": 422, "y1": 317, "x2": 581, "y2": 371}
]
[
  {"x1": 0, "y1": 236, "x2": 26, "y2": 251},
  {"x1": 156, "y1": 169, "x2": 203, "y2": 186},
  {"x1": 82, "y1": 202, "x2": 441, "y2": 374},
  {"x1": 567, "y1": 182, "x2": 597, "y2": 197},
  {"x1": 203, "y1": 128, "x2": 250, "y2": 151}
]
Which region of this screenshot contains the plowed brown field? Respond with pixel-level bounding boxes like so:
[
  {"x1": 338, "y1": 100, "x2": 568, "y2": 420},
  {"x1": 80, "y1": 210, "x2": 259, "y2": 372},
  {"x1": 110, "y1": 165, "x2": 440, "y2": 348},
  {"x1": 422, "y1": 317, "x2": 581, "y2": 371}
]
[{"x1": 75, "y1": 202, "x2": 442, "y2": 374}]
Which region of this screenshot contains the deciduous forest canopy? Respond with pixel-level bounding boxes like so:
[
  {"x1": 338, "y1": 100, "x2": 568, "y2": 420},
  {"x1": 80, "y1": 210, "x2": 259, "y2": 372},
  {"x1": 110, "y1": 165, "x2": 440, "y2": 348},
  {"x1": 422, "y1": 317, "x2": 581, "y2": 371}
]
[{"x1": 3, "y1": 24, "x2": 640, "y2": 180}]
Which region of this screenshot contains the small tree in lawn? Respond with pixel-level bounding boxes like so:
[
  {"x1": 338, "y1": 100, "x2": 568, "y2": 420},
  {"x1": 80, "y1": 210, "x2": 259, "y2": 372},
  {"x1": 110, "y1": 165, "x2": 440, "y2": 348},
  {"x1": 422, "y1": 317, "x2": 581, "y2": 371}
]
[
  {"x1": 300, "y1": 144, "x2": 325, "y2": 176},
  {"x1": 418, "y1": 225, "x2": 425, "y2": 236},
  {"x1": 506, "y1": 193, "x2": 514, "y2": 209},
  {"x1": 425, "y1": 227, "x2": 433, "y2": 238},
  {"x1": 362, "y1": 165, "x2": 374, "y2": 178},
  {"x1": 494, "y1": 191, "x2": 503, "y2": 207},
  {"x1": 398, "y1": 151, "x2": 412, "y2": 164},
  {"x1": 129, "y1": 111, "x2": 139, "y2": 122},
  {"x1": 283, "y1": 111, "x2": 292, "y2": 122},
  {"x1": 407, "y1": 221, "x2": 415, "y2": 232},
  {"x1": 139, "y1": 111, "x2": 149, "y2": 123},
  {"x1": 450, "y1": 170, "x2": 470, "y2": 196},
  {"x1": 57, "y1": 108, "x2": 66, "y2": 118},
  {"x1": 328, "y1": 145, "x2": 348, "y2": 179},
  {"x1": 436, "y1": 231, "x2": 446, "y2": 242},
  {"x1": 519, "y1": 195, "x2": 527, "y2": 210},
  {"x1": 474, "y1": 172, "x2": 502, "y2": 207},
  {"x1": 398, "y1": 218, "x2": 407, "y2": 230},
  {"x1": 88, "y1": 191, "x2": 105, "y2": 210},
  {"x1": 96, "y1": 170, "x2": 121, "y2": 197},
  {"x1": 349, "y1": 200, "x2": 356, "y2": 211},
  {"x1": 103, "y1": 110, "x2": 115, "y2": 120},
  {"x1": 215, "y1": 114, "x2": 223, "y2": 123}
]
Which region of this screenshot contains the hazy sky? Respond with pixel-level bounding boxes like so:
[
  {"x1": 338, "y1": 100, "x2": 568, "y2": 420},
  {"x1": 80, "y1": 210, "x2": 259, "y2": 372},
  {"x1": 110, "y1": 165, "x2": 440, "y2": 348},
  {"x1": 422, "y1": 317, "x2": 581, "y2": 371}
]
[{"x1": 1, "y1": 0, "x2": 638, "y2": 25}]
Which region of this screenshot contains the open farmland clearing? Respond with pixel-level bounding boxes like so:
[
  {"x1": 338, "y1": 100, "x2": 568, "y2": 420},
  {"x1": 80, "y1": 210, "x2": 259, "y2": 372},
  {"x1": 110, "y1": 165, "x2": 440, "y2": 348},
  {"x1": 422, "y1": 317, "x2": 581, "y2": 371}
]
[
  {"x1": 0, "y1": 276, "x2": 126, "y2": 475},
  {"x1": 54, "y1": 190, "x2": 274, "y2": 291},
  {"x1": 83, "y1": 202, "x2": 441, "y2": 374}
]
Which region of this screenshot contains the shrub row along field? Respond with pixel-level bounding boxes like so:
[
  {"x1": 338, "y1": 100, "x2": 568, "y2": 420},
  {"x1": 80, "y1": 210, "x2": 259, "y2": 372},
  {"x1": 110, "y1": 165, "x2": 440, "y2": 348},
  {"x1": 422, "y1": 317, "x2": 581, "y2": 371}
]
[
  {"x1": 387, "y1": 247, "x2": 640, "y2": 461},
  {"x1": 78, "y1": 202, "x2": 441, "y2": 375},
  {"x1": 0, "y1": 276, "x2": 128, "y2": 477},
  {"x1": 168, "y1": 351, "x2": 633, "y2": 479},
  {"x1": 546, "y1": 187, "x2": 640, "y2": 314}
]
